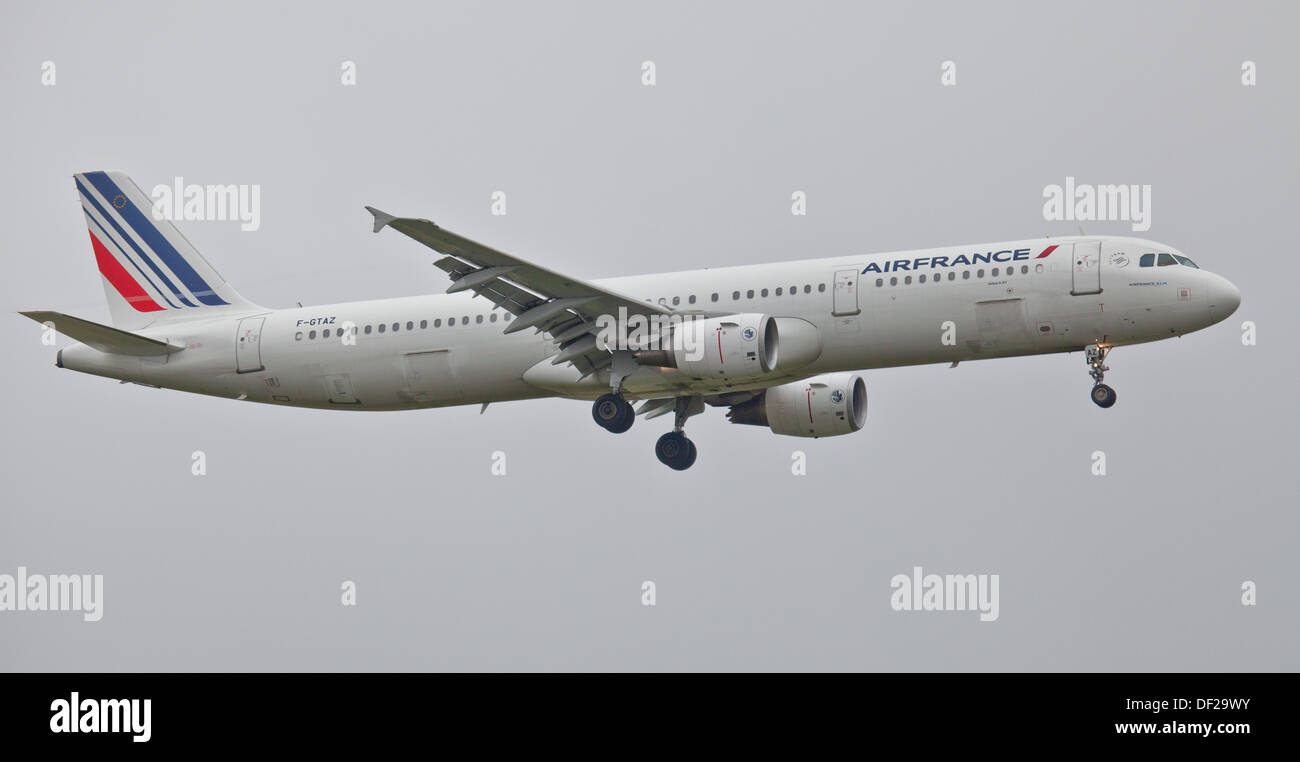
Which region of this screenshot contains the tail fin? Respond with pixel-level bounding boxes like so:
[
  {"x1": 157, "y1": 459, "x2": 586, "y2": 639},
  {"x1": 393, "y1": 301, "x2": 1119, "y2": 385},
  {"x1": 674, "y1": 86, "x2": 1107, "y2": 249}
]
[{"x1": 73, "y1": 170, "x2": 261, "y2": 329}]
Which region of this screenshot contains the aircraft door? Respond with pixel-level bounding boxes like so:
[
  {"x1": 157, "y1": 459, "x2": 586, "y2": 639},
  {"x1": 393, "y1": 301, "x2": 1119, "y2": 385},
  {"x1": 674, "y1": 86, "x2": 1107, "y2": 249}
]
[
  {"x1": 1071, "y1": 241, "x2": 1102, "y2": 295},
  {"x1": 832, "y1": 268, "x2": 861, "y2": 316},
  {"x1": 236, "y1": 317, "x2": 265, "y2": 373}
]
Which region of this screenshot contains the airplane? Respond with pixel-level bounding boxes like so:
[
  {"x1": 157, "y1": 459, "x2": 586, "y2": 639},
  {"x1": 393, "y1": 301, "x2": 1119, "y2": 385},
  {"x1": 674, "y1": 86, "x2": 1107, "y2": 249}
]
[{"x1": 23, "y1": 171, "x2": 1241, "y2": 470}]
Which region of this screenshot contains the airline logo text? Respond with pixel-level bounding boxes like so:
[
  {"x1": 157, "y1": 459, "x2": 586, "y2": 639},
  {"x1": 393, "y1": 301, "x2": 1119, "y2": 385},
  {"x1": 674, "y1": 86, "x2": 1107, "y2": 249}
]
[{"x1": 862, "y1": 247, "x2": 1042, "y2": 275}]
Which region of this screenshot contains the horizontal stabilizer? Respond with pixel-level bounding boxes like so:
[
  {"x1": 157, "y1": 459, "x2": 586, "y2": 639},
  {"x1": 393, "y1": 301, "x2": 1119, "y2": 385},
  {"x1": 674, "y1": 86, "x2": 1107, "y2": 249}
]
[{"x1": 19, "y1": 310, "x2": 183, "y2": 356}]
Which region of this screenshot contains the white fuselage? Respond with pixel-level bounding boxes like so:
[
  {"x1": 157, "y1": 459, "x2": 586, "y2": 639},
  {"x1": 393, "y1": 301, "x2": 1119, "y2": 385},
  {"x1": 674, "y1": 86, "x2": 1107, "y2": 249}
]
[{"x1": 57, "y1": 236, "x2": 1239, "y2": 409}]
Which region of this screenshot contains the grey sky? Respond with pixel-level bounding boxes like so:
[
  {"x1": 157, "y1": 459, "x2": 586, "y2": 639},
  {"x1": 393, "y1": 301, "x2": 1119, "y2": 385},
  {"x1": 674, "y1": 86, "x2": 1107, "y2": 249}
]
[{"x1": 2, "y1": 0, "x2": 1296, "y2": 670}]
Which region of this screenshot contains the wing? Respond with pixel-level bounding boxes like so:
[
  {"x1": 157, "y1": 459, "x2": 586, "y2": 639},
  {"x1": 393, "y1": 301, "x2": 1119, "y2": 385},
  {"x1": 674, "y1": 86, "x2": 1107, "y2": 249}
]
[{"x1": 366, "y1": 207, "x2": 674, "y2": 376}]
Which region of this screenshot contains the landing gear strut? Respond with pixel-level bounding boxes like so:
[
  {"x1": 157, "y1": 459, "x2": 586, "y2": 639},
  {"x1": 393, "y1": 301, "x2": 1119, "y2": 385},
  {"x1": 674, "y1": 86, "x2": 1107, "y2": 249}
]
[
  {"x1": 655, "y1": 396, "x2": 703, "y2": 471},
  {"x1": 593, "y1": 352, "x2": 638, "y2": 433},
  {"x1": 592, "y1": 392, "x2": 634, "y2": 433},
  {"x1": 1085, "y1": 343, "x2": 1117, "y2": 409}
]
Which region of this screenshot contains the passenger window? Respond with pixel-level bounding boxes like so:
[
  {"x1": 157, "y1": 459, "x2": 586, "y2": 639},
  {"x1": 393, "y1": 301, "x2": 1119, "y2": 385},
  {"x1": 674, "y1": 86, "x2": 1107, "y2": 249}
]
[
  {"x1": 711, "y1": 293, "x2": 719, "y2": 302},
  {"x1": 476, "y1": 315, "x2": 483, "y2": 324},
  {"x1": 904, "y1": 275, "x2": 912, "y2": 285},
  {"x1": 447, "y1": 317, "x2": 455, "y2": 326},
  {"x1": 992, "y1": 267, "x2": 999, "y2": 277},
  {"x1": 760, "y1": 288, "x2": 768, "y2": 297},
  {"x1": 875, "y1": 278, "x2": 883, "y2": 287},
  {"x1": 490, "y1": 313, "x2": 498, "y2": 322},
  {"x1": 434, "y1": 319, "x2": 441, "y2": 328},
  {"x1": 746, "y1": 289, "x2": 754, "y2": 298},
  {"x1": 919, "y1": 274, "x2": 926, "y2": 283},
  {"x1": 977, "y1": 269, "x2": 985, "y2": 278},
  {"x1": 294, "y1": 331, "x2": 303, "y2": 341},
  {"x1": 732, "y1": 291, "x2": 740, "y2": 300},
  {"x1": 1021, "y1": 265, "x2": 1028, "y2": 274},
  {"x1": 364, "y1": 325, "x2": 372, "y2": 334},
  {"x1": 962, "y1": 271, "x2": 971, "y2": 280},
  {"x1": 391, "y1": 322, "x2": 399, "y2": 332},
  {"x1": 790, "y1": 285, "x2": 797, "y2": 294},
  {"x1": 890, "y1": 276, "x2": 898, "y2": 286},
  {"x1": 1035, "y1": 264, "x2": 1044, "y2": 274},
  {"x1": 804, "y1": 285, "x2": 811, "y2": 294},
  {"x1": 818, "y1": 283, "x2": 826, "y2": 292},
  {"x1": 1139, "y1": 253, "x2": 1155, "y2": 267},
  {"x1": 688, "y1": 295, "x2": 697, "y2": 304},
  {"x1": 462, "y1": 316, "x2": 469, "y2": 324},
  {"x1": 420, "y1": 320, "x2": 427, "y2": 329},
  {"x1": 948, "y1": 272, "x2": 955, "y2": 281},
  {"x1": 309, "y1": 330, "x2": 317, "y2": 339},
  {"x1": 1158, "y1": 253, "x2": 1177, "y2": 266},
  {"x1": 672, "y1": 296, "x2": 680, "y2": 306},
  {"x1": 378, "y1": 324, "x2": 385, "y2": 333},
  {"x1": 406, "y1": 321, "x2": 414, "y2": 330}
]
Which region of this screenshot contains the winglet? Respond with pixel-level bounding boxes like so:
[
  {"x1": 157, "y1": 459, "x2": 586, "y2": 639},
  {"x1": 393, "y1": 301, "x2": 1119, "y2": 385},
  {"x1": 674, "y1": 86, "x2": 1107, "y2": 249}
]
[{"x1": 365, "y1": 206, "x2": 397, "y2": 234}]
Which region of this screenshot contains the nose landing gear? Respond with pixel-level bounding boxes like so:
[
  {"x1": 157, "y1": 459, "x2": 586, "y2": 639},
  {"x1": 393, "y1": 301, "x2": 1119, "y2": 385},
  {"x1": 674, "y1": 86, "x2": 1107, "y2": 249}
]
[{"x1": 1086, "y1": 343, "x2": 1117, "y2": 408}]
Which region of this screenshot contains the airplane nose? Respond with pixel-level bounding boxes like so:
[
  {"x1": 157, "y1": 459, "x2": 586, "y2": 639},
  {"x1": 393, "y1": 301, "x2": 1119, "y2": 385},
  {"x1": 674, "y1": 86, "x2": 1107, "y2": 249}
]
[{"x1": 1207, "y1": 275, "x2": 1241, "y2": 324}]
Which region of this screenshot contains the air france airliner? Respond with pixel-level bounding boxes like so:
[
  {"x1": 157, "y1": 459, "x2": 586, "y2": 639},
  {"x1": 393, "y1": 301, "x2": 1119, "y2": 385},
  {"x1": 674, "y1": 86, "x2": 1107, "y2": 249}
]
[{"x1": 24, "y1": 171, "x2": 1241, "y2": 470}]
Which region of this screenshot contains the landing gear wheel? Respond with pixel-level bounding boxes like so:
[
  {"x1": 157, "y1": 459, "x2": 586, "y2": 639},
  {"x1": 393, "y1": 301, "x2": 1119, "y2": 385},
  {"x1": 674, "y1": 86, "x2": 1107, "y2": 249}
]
[
  {"x1": 1091, "y1": 384, "x2": 1117, "y2": 409},
  {"x1": 1084, "y1": 344, "x2": 1116, "y2": 409},
  {"x1": 592, "y1": 393, "x2": 634, "y2": 433},
  {"x1": 682, "y1": 439, "x2": 698, "y2": 469},
  {"x1": 656, "y1": 431, "x2": 696, "y2": 470}
]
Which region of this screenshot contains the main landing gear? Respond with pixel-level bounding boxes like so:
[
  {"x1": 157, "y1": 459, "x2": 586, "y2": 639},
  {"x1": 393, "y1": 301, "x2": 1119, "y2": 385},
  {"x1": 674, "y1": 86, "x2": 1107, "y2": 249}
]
[
  {"x1": 592, "y1": 390, "x2": 702, "y2": 470},
  {"x1": 655, "y1": 396, "x2": 703, "y2": 471},
  {"x1": 1085, "y1": 343, "x2": 1117, "y2": 409},
  {"x1": 592, "y1": 351, "x2": 638, "y2": 433},
  {"x1": 592, "y1": 351, "x2": 702, "y2": 469},
  {"x1": 655, "y1": 431, "x2": 697, "y2": 471},
  {"x1": 592, "y1": 392, "x2": 635, "y2": 433}
]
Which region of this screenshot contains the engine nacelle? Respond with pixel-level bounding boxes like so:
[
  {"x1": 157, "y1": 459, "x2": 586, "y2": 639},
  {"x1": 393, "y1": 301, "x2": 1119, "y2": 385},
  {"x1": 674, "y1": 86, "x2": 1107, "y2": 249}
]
[
  {"x1": 727, "y1": 372, "x2": 867, "y2": 438},
  {"x1": 636, "y1": 313, "x2": 778, "y2": 380}
]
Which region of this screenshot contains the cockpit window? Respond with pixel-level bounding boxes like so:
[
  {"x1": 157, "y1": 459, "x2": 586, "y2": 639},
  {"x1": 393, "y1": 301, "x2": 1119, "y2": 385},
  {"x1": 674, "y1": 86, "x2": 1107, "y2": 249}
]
[{"x1": 1140, "y1": 252, "x2": 1198, "y2": 268}]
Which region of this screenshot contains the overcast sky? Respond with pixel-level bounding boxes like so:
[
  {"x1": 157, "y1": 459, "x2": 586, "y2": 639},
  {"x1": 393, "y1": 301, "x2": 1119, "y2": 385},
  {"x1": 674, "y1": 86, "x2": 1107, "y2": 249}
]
[{"x1": 2, "y1": 0, "x2": 1296, "y2": 670}]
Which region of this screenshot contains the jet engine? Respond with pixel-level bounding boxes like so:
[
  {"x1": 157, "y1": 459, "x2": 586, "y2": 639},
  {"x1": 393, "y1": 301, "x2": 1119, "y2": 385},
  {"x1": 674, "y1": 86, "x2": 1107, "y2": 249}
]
[
  {"x1": 631, "y1": 315, "x2": 822, "y2": 380},
  {"x1": 633, "y1": 313, "x2": 777, "y2": 380},
  {"x1": 727, "y1": 372, "x2": 867, "y2": 437}
]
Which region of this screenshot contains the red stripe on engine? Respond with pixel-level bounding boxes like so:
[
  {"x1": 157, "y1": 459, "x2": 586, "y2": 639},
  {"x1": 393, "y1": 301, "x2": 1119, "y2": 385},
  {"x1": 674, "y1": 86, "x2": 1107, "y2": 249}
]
[{"x1": 90, "y1": 231, "x2": 164, "y2": 312}]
